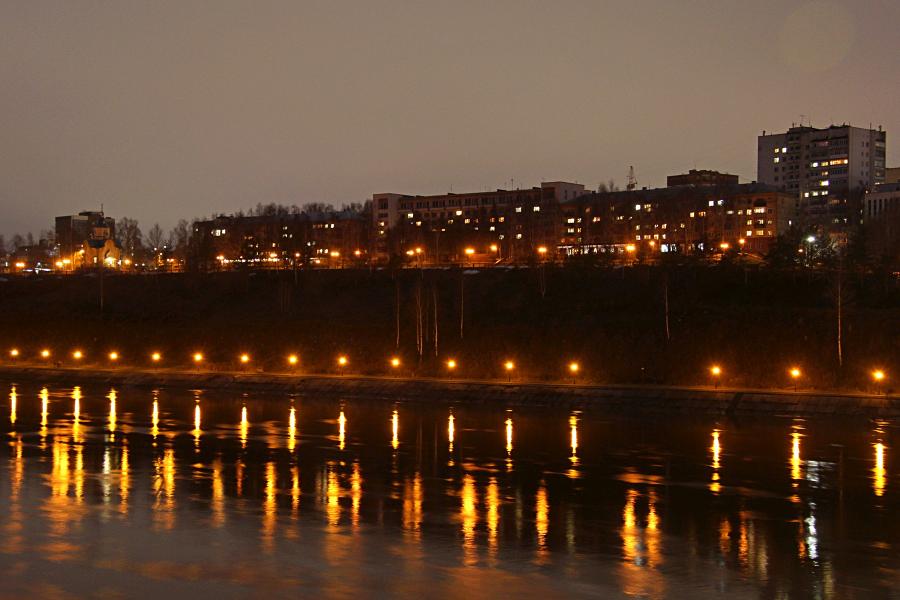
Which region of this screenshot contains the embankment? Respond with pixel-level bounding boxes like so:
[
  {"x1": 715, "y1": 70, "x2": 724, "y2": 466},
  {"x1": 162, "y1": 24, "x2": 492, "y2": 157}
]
[{"x1": 2, "y1": 365, "x2": 898, "y2": 418}]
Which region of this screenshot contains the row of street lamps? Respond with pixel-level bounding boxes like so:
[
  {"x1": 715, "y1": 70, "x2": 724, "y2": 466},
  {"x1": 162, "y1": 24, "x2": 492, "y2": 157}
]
[{"x1": 3, "y1": 347, "x2": 889, "y2": 389}]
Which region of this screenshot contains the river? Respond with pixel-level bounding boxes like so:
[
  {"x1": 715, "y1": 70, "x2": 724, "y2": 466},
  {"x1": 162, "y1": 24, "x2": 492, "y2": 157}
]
[{"x1": 0, "y1": 380, "x2": 896, "y2": 598}]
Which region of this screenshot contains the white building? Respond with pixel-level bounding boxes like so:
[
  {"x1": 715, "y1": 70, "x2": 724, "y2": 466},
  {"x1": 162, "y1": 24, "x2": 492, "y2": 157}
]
[{"x1": 757, "y1": 124, "x2": 887, "y2": 230}]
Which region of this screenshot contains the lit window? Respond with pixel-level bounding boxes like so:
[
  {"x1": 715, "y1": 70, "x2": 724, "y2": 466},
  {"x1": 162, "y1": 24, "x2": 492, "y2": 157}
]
[
  {"x1": 515, "y1": 207, "x2": 522, "y2": 213},
  {"x1": 634, "y1": 204, "x2": 641, "y2": 211},
  {"x1": 774, "y1": 157, "x2": 780, "y2": 163},
  {"x1": 533, "y1": 206, "x2": 540, "y2": 212},
  {"x1": 782, "y1": 147, "x2": 787, "y2": 153},
  {"x1": 455, "y1": 210, "x2": 462, "y2": 216},
  {"x1": 407, "y1": 213, "x2": 414, "y2": 218},
  {"x1": 820, "y1": 180, "x2": 829, "y2": 186},
  {"x1": 708, "y1": 201, "x2": 715, "y2": 207}
]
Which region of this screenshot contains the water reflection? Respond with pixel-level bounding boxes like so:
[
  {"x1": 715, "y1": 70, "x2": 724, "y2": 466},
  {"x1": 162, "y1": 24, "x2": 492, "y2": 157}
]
[{"x1": 0, "y1": 381, "x2": 897, "y2": 598}]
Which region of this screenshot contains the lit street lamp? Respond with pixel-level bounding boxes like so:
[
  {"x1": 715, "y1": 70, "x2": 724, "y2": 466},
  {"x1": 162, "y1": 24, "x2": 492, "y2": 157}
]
[
  {"x1": 789, "y1": 366, "x2": 802, "y2": 391},
  {"x1": 504, "y1": 360, "x2": 515, "y2": 382},
  {"x1": 710, "y1": 365, "x2": 722, "y2": 389}
]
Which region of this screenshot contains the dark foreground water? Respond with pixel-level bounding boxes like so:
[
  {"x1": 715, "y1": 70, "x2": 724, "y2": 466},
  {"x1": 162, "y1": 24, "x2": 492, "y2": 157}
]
[{"x1": 0, "y1": 381, "x2": 897, "y2": 599}]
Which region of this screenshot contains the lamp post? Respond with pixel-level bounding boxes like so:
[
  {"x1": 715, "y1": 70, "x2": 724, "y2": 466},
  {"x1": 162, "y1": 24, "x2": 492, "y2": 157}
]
[
  {"x1": 568, "y1": 361, "x2": 580, "y2": 384},
  {"x1": 710, "y1": 365, "x2": 722, "y2": 389}
]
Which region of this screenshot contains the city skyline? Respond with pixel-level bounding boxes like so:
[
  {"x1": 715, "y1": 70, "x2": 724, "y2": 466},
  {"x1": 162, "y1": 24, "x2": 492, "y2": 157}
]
[{"x1": 2, "y1": 1, "x2": 899, "y2": 238}]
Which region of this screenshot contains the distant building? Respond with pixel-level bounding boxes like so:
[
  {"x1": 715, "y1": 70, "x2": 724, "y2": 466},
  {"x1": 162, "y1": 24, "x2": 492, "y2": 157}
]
[
  {"x1": 863, "y1": 182, "x2": 900, "y2": 262},
  {"x1": 55, "y1": 211, "x2": 116, "y2": 259},
  {"x1": 372, "y1": 181, "x2": 585, "y2": 262},
  {"x1": 667, "y1": 169, "x2": 739, "y2": 188},
  {"x1": 757, "y1": 124, "x2": 887, "y2": 232},
  {"x1": 194, "y1": 209, "x2": 368, "y2": 269},
  {"x1": 885, "y1": 167, "x2": 900, "y2": 184},
  {"x1": 560, "y1": 183, "x2": 798, "y2": 257}
]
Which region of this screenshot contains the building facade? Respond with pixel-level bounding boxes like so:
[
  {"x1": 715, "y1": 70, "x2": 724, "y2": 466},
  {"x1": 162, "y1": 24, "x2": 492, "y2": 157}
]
[
  {"x1": 560, "y1": 183, "x2": 798, "y2": 258},
  {"x1": 194, "y1": 210, "x2": 368, "y2": 270},
  {"x1": 667, "y1": 169, "x2": 739, "y2": 188},
  {"x1": 372, "y1": 181, "x2": 585, "y2": 262},
  {"x1": 863, "y1": 182, "x2": 900, "y2": 262},
  {"x1": 55, "y1": 211, "x2": 116, "y2": 259},
  {"x1": 757, "y1": 124, "x2": 887, "y2": 232}
]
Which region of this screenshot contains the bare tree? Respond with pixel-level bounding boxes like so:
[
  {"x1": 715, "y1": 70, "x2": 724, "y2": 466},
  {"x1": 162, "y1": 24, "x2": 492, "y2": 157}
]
[
  {"x1": 116, "y1": 217, "x2": 143, "y2": 258},
  {"x1": 147, "y1": 223, "x2": 165, "y2": 250}
]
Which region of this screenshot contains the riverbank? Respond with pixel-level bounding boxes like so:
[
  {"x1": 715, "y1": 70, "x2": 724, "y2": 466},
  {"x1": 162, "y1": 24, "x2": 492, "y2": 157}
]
[
  {"x1": 1, "y1": 365, "x2": 897, "y2": 417},
  {"x1": 0, "y1": 268, "x2": 897, "y2": 391}
]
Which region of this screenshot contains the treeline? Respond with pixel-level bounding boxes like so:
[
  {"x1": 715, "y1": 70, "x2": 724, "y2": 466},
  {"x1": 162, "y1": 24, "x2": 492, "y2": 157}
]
[{"x1": 1, "y1": 201, "x2": 367, "y2": 263}]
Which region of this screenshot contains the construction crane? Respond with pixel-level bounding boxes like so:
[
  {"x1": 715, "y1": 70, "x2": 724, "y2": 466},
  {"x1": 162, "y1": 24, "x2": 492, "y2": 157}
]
[{"x1": 626, "y1": 166, "x2": 637, "y2": 191}]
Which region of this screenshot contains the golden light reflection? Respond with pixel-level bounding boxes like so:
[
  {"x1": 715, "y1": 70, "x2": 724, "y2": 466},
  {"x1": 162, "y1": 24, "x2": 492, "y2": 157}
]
[
  {"x1": 569, "y1": 414, "x2": 579, "y2": 464},
  {"x1": 505, "y1": 416, "x2": 513, "y2": 455},
  {"x1": 711, "y1": 429, "x2": 722, "y2": 494},
  {"x1": 874, "y1": 442, "x2": 886, "y2": 497},
  {"x1": 402, "y1": 473, "x2": 423, "y2": 540},
  {"x1": 154, "y1": 447, "x2": 176, "y2": 529},
  {"x1": 9, "y1": 386, "x2": 16, "y2": 425},
  {"x1": 291, "y1": 466, "x2": 301, "y2": 513},
  {"x1": 391, "y1": 409, "x2": 399, "y2": 450},
  {"x1": 351, "y1": 462, "x2": 362, "y2": 529},
  {"x1": 72, "y1": 387, "x2": 82, "y2": 443},
  {"x1": 620, "y1": 488, "x2": 664, "y2": 596},
  {"x1": 288, "y1": 406, "x2": 296, "y2": 452},
  {"x1": 338, "y1": 410, "x2": 346, "y2": 450},
  {"x1": 193, "y1": 402, "x2": 201, "y2": 440},
  {"x1": 107, "y1": 389, "x2": 117, "y2": 433},
  {"x1": 536, "y1": 482, "x2": 549, "y2": 557},
  {"x1": 326, "y1": 466, "x2": 341, "y2": 527},
  {"x1": 212, "y1": 458, "x2": 225, "y2": 528},
  {"x1": 240, "y1": 405, "x2": 249, "y2": 448},
  {"x1": 791, "y1": 430, "x2": 803, "y2": 485},
  {"x1": 486, "y1": 477, "x2": 499, "y2": 556},
  {"x1": 40, "y1": 387, "x2": 49, "y2": 443},
  {"x1": 120, "y1": 445, "x2": 130, "y2": 514},
  {"x1": 461, "y1": 474, "x2": 477, "y2": 565},
  {"x1": 262, "y1": 461, "x2": 276, "y2": 552},
  {"x1": 152, "y1": 397, "x2": 160, "y2": 438},
  {"x1": 448, "y1": 412, "x2": 455, "y2": 453}
]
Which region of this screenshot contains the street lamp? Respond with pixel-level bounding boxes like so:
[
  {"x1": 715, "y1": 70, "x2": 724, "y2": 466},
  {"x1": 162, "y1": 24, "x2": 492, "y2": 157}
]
[
  {"x1": 710, "y1": 365, "x2": 722, "y2": 389},
  {"x1": 40, "y1": 349, "x2": 51, "y2": 359},
  {"x1": 568, "y1": 361, "x2": 580, "y2": 383},
  {"x1": 108, "y1": 351, "x2": 119, "y2": 362},
  {"x1": 504, "y1": 360, "x2": 515, "y2": 382},
  {"x1": 789, "y1": 366, "x2": 802, "y2": 390},
  {"x1": 193, "y1": 352, "x2": 204, "y2": 366},
  {"x1": 337, "y1": 355, "x2": 348, "y2": 374},
  {"x1": 72, "y1": 350, "x2": 83, "y2": 361},
  {"x1": 9, "y1": 348, "x2": 19, "y2": 359},
  {"x1": 390, "y1": 357, "x2": 401, "y2": 369},
  {"x1": 287, "y1": 354, "x2": 299, "y2": 367},
  {"x1": 446, "y1": 359, "x2": 457, "y2": 373},
  {"x1": 151, "y1": 351, "x2": 162, "y2": 363}
]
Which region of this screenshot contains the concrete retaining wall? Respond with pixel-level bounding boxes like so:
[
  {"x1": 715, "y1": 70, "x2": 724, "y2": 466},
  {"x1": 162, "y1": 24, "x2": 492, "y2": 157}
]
[{"x1": 0, "y1": 366, "x2": 897, "y2": 417}]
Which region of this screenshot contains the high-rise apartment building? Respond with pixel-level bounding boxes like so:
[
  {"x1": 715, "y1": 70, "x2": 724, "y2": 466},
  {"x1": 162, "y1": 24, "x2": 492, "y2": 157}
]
[{"x1": 757, "y1": 124, "x2": 886, "y2": 230}]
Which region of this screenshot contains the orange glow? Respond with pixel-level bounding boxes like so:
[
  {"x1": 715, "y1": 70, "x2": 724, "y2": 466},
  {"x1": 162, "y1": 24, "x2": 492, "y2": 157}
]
[
  {"x1": 9, "y1": 349, "x2": 19, "y2": 358},
  {"x1": 569, "y1": 362, "x2": 580, "y2": 373},
  {"x1": 710, "y1": 365, "x2": 722, "y2": 377},
  {"x1": 40, "y1": 349, "x2": 50, "y2": 359},
  {"x1": 789, "y1": 367, "x2": 801, "y2": 379},
  {"x1": 504, "y1": 360, "x2": 515, "y2": 371},
  {"x1": 151, "y1": 352, "x2": 162, "y2": 362},
  {"x1": 287, "y1": 354, "x2": 299, "y2": 366},
  {"x1": 108, "y1": 351, "x2": 119, "y2": 361},
  {"x1": 537, "y1": 246, "x2": 548, "y2": 255},
  {"x1": 719, "y1": 242, "x2": 730, "y2": 251},
  {"x1": 446, "y1": 359, "x2": 457, "y2": 370},
  {"x1": 738, "y1": 238, "x2": 746, "y2": 246},
  {"x1": 329, "y1": 250, "x2": 340, "y2": 258},
  {"x1": 625, "y1": 244, "x2": 636, "y2": 253},
  {"x1": 489, "y1": 244, "x2": 498, "y2": 252},
  {"x1": 72, "y1": 350, "x2": 83, "y2": 360},
  {"x1": 240, "y1": 353, "x2": 250, "y2": 364},
  {"x1": 338, "y1": 355, "x2": 348, "y2": 367},
  {"x1": 464, "y1": 247, "x2": 475, "y2": 256},
  {"x1": 193, "y1": 352, "x2": 204, "y2": 363},
  {"x1": 390, "y1": 357, "x2": 401, "y2": 368},
  {"x1": 873, "y1": 369, "x2": 886, "y2": 382}
]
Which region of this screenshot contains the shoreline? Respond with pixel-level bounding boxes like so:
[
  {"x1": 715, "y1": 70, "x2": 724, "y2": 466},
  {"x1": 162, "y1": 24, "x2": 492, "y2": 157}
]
[{"x1": 0, "y1": 365, "x2": 897, "y2": 417}]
